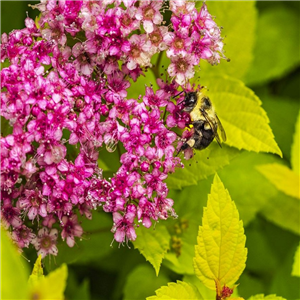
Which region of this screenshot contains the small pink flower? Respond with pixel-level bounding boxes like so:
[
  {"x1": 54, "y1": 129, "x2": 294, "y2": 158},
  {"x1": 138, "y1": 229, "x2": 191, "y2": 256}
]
[
  {"x1": 61, "y1": 214, "x2": 83, "y2": 247},
  {"x1": 17, "y1": 189, "x2": 47, "y2": 221},
  {"x1": 135, "y1": 0, "x2": 163, "y2": 33},
  {"x1": 72, "y1": 42, "x2": 95, "y2": 75},
  {"x1": 32, "y1": 227, "x2": 59, "y2": 258},
  {"x1": 127, "y1": 34, "x2": 152, "y2": 70},
  {"x1": 168, "y1": 55, "x2": 195, "y2": 85},
  {"x1": 1, "y1": 200, "x2": 22, "y2": 229},
  {"x1": 11, "y1": 225, "x2": 36, "y2": 249},
  {"x1": 111, "y1": 204, "x2": 137, "y2": 243}
]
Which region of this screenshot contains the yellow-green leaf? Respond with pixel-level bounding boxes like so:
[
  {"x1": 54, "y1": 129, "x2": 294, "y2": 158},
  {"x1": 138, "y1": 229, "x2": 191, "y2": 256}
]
[
  {"x1": 292, "y1": 244, "x2": 300, "y2": 277},
  {"x1": 1, "y1": 227, "x2": 30, "y2": 299},
  {"x1": 28, "y1": 255, "x2": 44, "y2": 287},
  {"x1": 194, "y1": 174, "x2": 247, "y2": 291},
  {"x1": 291, "y1": 112, "x2": 300, "y2": 175},
  {"x1": 197, "y1": 76, "x2": 282, "y2": 156},
  {"x1": 247, "y1": 294, "x2": 286, "y2": 300},
  {"x1": 133, "y1": 224, "x2": 170, "y2": 276},
  {"x1": 147, "y1": 281, "x2": 203, "y2": 300},
  {"x1": 197, "y1": 1, "x2": 257, "y2": 80},
  {"x1": 28, "y1": 263, "x2": 68, "y2": 300},
  {"x1": 256, "y1": 163, "x2": 300, "y2": 199},
  {"x1": 166, "y1": 144, "x2": 239, "y2": 189}
]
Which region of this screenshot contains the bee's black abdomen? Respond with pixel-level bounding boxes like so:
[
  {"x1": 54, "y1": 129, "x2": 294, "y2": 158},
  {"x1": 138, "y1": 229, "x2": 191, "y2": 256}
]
[{"x1": 192, "y1": 121, "x2": 215, "y2": 150}]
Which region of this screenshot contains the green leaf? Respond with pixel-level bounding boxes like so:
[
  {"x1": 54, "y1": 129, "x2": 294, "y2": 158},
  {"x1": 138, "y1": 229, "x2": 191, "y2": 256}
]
[
  {"x1": 292, "y1": 244, "x2": 300, "y2": 277},
  {"x1": 245, "y1": 4, "x2": 300, "y2": 86},
  {"x1": 261, "y1": 192, "x2": 300, "y2": 236},
  {"x1": 240, "y1": 217, "x2": 300, "y2": 298},
  {"x1": 163, "y1": 218, "x2": 203, "y2": 275},
  {"x1": 199, "y1": 76, "x2": 282, "y2": 156},
  {"x1": 1, "y1": 2, "x2": 39, "y2": 34},
  {"x1": 73, "y1": 280, "x2": 90, "y2": 300},
  {"x1": 1, "y1": 227, "x2": 30, "y2": 299},
  {"x1": 218, "y1": 152, "x2": 279, "y2": 226},
  {"x1": 256, "y1": 163, "x2": 300, "y2": 199},
  {"x1": 197, "y1": 1, "x2": 257, "y2": 80},
  {"x1": 164, "y1": 182, "x2": 212, "y2": 275},
  {"x1": 291, "y1": 112, "x2": 300, "y2": 175},
  {"x1": 268, "y1": 241, "x2": 300, "y2": 300},
  {"x1": 147, "y1": 281, "x2": 203, "y2": 300},
  {"x1": 28, "y1": 263, "x2": 68, "y2": 300},
  {"x1": 98, "y1": 147, "x2": 121, "y2": 175},
  {"x1": 1, "y1": 118, "x2": 12, "y2": 136},
  {"x1": 258, "y1": 93, "x2": 299, "y2": 161},
  {"x1": 247, "y1": 295, "x2": 286, "y2": 300},
  {"x1": 194, "y1": 174, "x2": 247, "y2": 291},
  {"x1": 133, "y1": 224, "x2": 170, "y2": 276},
  {"x1": 166, "y1": 144, "x2": 239, "y2": 189},
  {"x1": 123, "y1": 264, "x2": 169, "y2": 300},
  {"x1": 65, "y1": 271, "x2": 91, "y2": 300},
  {"x1": 45, "y1": 212, "x2": 113, "y2": 269}
]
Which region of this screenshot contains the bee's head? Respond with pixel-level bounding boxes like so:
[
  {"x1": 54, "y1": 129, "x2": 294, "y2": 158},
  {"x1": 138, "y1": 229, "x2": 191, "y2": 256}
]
[{"x1": 182, "y1": 92, "x2": 198, "y2": 112}]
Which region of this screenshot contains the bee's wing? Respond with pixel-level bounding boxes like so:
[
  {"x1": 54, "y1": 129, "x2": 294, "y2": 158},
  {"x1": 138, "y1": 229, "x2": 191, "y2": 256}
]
[
  {"x1": 215, "y1": 113, "x2": 227, "y2": 142},
  {"x1": 201, "y1": 109, "x2": 223, "y2": 148},
  {"x1": 213, "y1": 130, "x2": 223, "y2": 148}
]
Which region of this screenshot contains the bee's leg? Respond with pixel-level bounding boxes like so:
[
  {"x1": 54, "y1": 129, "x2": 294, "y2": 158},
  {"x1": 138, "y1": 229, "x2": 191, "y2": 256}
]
[
  {"x1": 176, "y1": 138, "x2": 195, "y2": 156},
  {"x1": 176, "y1": 142, "x2": 187, "y2": 156}
]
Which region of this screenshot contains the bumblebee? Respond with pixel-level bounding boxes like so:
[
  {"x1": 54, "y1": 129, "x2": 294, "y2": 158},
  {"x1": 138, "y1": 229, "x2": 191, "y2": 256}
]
[{"x1": 179, "y1": 91, "x2": 226, "y2": 152}]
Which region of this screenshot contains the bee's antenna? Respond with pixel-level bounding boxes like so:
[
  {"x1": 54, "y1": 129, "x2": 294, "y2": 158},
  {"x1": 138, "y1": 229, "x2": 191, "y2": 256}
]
[
  {"x1": 174, "y1": 90, "x2": 187, "y2": 106},
  {"x1": 173, "y1": 91, "x2": 184, "y2": 99}
]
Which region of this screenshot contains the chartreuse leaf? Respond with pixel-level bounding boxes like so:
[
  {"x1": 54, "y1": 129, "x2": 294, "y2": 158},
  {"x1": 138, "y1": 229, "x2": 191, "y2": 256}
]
[
  {"x1": 165, "y1": 163, "x2": 198, "y2": 190},
  {"x1": 147, "y1": 281, "x2": 203, "y2": 300},
  {"x1": 291, "y1": 112, "x2": 300, "y2": 175},
  {"x1": 28, "y1": 257, "x2": 68, "y2": 300},
  {"x1": 194, "y1": 174, "x2": 247, "y2": 293},
  {"x1": 133, "y1": 224, "x2": 170, "y2": 276},
  {"x1": 184, "y1": 273, "x2": 243, "y2": 300},
  {"x1": 292, "y1": 244, "x2": 300, "y2": 277},
  {"x1": 166, "y1": 143, "x2": 239, "y2": 189},
  {"x1": 197, "y1": 1, "x2": 257, "y2": 80},
  {"x1": 199, "y1": 76, "x2": 282, "y2": 156},
  {"x1": 1, "y1": 227, "x2": 30, "y2": 299},
  {"x1": 245, "y1": 4, "x2": 300, "y2": 86},
  {"x1": 256, "y1": 163, "x2": 300, "y2": 199},
  {"x1": 127, "y1": 54, "x2": 159, "y2": 99},
  {"x1": 247, "y1": 294, "x2": 286, "y2": 300},
  {"x1": 28, "y1": 255, "x2": 44, "y2": 285}
]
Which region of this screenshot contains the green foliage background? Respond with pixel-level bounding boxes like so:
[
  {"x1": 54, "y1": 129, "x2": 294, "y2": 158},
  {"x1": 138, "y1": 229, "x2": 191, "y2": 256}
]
[{"x1": 1, "y1": 1, "x2": 299, "y2": 300}]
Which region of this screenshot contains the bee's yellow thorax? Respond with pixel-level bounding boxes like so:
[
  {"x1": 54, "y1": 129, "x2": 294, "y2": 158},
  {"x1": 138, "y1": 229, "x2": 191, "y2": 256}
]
[{"x1": 190, "y1": 99, "x2": 204, "y2": 122}]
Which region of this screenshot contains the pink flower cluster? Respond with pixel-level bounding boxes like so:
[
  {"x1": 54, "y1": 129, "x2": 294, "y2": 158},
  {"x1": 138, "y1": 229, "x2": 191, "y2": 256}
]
[{"x1": 0, "y1": 0, "x2": 224, "y2": 257}]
